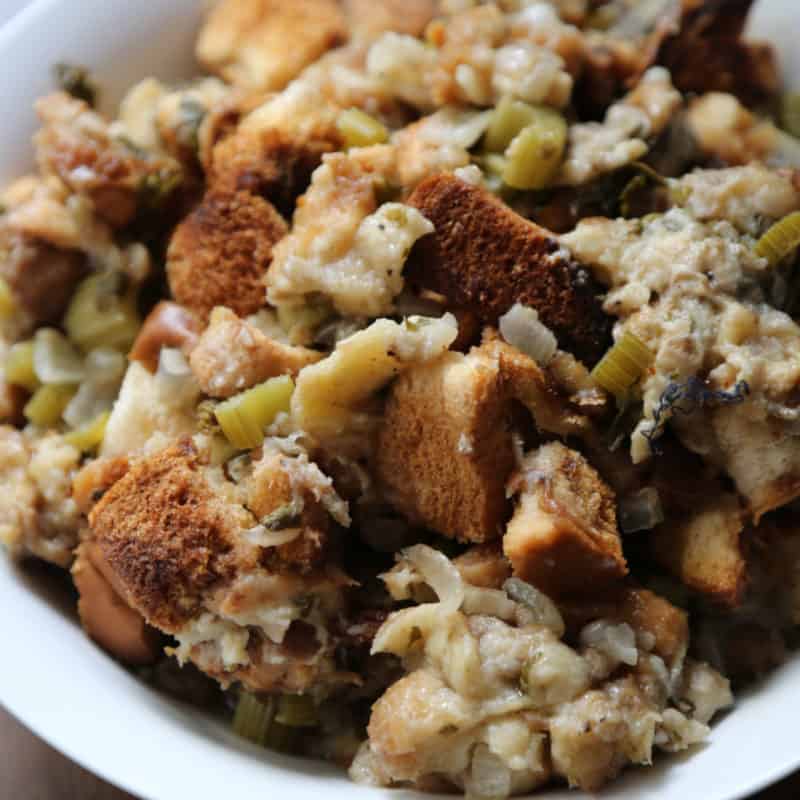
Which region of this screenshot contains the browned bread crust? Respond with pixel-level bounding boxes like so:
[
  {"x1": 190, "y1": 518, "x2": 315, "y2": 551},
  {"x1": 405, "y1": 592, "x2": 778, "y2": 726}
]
[
  {"x1": 406, "y1": 174, "x2": 610, "y2": 364},
  {"x1": 210, "y1": 128, "x2": 336, "y2": 219},
  {"x1": 166, "y1": 188, "x2": 287, "y2": 321},
  {"x1": 504, "y1": 442, "x2": 627, "y2": 598},
  {"x1": 376, "y1": 349, "x2": 516, "y2": 543},
  {"x1": 89, "y1": 440, "x2": 241, "y2": 632}
]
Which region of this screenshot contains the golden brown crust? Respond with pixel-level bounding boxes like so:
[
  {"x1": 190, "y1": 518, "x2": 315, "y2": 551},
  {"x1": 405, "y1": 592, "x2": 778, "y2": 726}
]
[
  {"x1": 129, "y1": 301, "x2": 203, "y2": 373},
  {"x1": 453, "y1": 543, "x2": 512, "y2": 590},
  {"x1": 72, "y1": 455, "x2": 131, "y2": 515},
  {"x1": 246, "y1": 449, "x2": 331, "y2": 574},
  {"x1": 210, "y1": 128, "x2": 337, "y2": 219},
  {"x1": 196, "y1": 0, "x2": 347, "y2": 93},
  {"x1": 89, "y1": 440, "x2": 240, "y2": 632},
  {"x1": 406, "y1": 174, "x2": 610, "y2": 364},
  {"x1": 166, "y1": 188, "x2": 288, "y2": 321},
  {"x1": 72, "y1": 541, "x2": 162, "y2": 665},
  {"x1": 504, "y1": 443, "x2": 626, "y2": 598},
  {"x1": 376, "y1": 349, "x2": 515, "y2": 543},
  {"x1": 561, "y1": 586, "x2": 689, "y2": 666}
]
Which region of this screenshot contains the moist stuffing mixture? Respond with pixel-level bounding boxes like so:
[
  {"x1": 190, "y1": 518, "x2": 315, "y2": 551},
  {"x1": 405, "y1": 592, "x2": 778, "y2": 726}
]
[{"x1": 3, "y1": 0, "x2": 800, "y2": 795}]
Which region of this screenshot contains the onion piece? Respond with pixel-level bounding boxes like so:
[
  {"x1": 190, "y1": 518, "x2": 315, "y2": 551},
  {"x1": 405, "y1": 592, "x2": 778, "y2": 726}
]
[
  {"x1": 244, "y1": 525, "x2": 302, "y2": 548},
  {"x1": 503, "y1": 578, "x2": 565, "y2": 636},
  {"x1": 499, "y1": 303, "x2": 558, "y2": 366},
  {"x1": 618, "y1": 486, "x2": 664, "y2": 533},
  {"x1": 33, "y1": 328, "x2": 85, "y2": 384},
  {"x1": 371, "y1": 603, "x2": 441, "y2": 656},
  {"x1": 403, "y1": 544, "x2": 465, "y2": 614},
  {"x1": 465, "y1": 744, "x2": 512, "y2": 800}
]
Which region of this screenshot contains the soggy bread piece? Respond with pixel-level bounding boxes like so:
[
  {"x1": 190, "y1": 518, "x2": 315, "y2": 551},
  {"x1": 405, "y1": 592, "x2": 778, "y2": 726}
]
[
  {"x1": 650, "y1": 492, "x2": 747, "y2": 607},
  {"x1": 210, "y1": 128, "x2": 335, "y2": 219},
  {"x1": 343, "y1": 0, "x2": 438, "y2": 41},
  {"x1": 377, "y1": 348, "x2": 516, "y2": 543},
  {"x1": 72, "y1": 541, "x2": 161, "y2": 665},
  {"x1": 561, "y1": 585, "x2": 689, "y2": 666},
  {"x1": 406, "y1": 174, "x2": 609, "y2": 364},
  {"x1": 130, "y1": 301, "x2": 202, "y2": 373},
  {"x1": 196, "y1": 0, "x2": 346, "y2": 93},
  {"x1": 189, "y1": 307, "x2": 321, "y2": 398},
  {"x1": 166, "y1": 188, "x2": 287, "y2": 321},
  {"x1": 453, "y1": 543, "x2": 511, "y2": 590},
  {"x1": 504, "y1": 442, "x2": 626, "y2": 597}
]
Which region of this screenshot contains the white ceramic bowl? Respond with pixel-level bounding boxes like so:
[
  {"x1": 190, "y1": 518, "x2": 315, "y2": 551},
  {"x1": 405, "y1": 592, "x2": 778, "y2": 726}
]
[{"x1": 0, "y1": 1, "x2": 798, "y2": 798}]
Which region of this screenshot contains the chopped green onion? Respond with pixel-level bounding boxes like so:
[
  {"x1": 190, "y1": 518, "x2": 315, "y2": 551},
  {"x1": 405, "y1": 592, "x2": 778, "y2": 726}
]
[
  {"x1": 64, "y1": 411, "x2": 110, "y2": 453},
  {"x1": 232, "y1": 693, "x2": 275, "y2": 746},
  {"x1": 64, "y1": 274, "x2": 141, "y2": 353},
  {"x1": 23, "y1": 383, "x2": 76, "y2": 428},
  {"x1": 0, "y1": 277, "x2": 15, "y2": 319},
  {"x1": 336, "y1": 108, "x2": 389, "y2": 149},
  {"x1": 485, "y1": 97, "x2": 539, "y2": 154},
  {"x1": 4, "y1": 341, "x2": 40, "y2": 392},
  {"x1": 754, "y1": 211, "x2": 800, "y2": 266},
  {"x1": 502, "y1": 110, "x2": 567, "y2": 191},
  {"x1": 591, "y1": 330, "x2": 653, "y2": 402},
  {"x1": 274, "y1": 694, "x2": 317, "y2": 728},
  {"x1": 215, "y1": 375, "x2": 295, "y2": 450}
]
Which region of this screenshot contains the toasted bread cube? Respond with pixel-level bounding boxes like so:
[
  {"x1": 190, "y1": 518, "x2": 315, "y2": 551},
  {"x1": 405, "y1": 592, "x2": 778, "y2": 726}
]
[
  {"x1": 406, "y1": 174, "x2": 610, "y2": 364},
  {"x1": 89, "y1": 440, "x2": 248, "y2": 632},
  {"x1": 650, "y1": 491, "x2": 747, "y2": 607},
  {"x1": 453, "y1": 543, "x2": 511, "y2": 590},
  {"x1": 210, "y1": 128, "x2": 335, "y2": 219},
  {"x1": 343, "y1": 0, "x2": 438, "y2": 41},
  {"x1": 166, "y1": 188, "x2": 287, "y2": 321},
  {"x1": 504, "y1": 442, "x2": 626, "y2": 597},
  {"x1": 189, "y1": 307, "x2": 320, "y2": 399},
  {"x1": 561, "y1": 586, "x2": 689, "y2": 666},
  {"x1": 72, "y1": 541, "x2": 161, "y2": 665},
  {"x1": 197, "y1": 0, "x2": 346, "y2": 93},
  {"x1": 377, "y1": 348, "x2": 515, "y2": 543}
]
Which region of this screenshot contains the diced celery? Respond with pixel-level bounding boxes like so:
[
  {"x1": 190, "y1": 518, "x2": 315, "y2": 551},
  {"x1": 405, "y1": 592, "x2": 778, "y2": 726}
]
[
  {"x1": 485, "y1": 96, "x2": 540, "y2": 153},
  {"x1": 64, "y1": 411, "x2": 110, "y2": 452},
  {"x1": 232, "y1": 693, "x2": 275, "y2": 746},
  {"x1": 336, "y1": 108, "x2": 389, "y2": 149},
  {"x1": 502, "y1": 109, "x2": 567, "y2": 191},
  {"x1": 215, "y1": 375, "x2": 295, "y2": 450},
  {"x1": 24, "y1": 383, "x2": 76, "y2": 428},
  {"x1": 274, "y1": 694, "x2": 318, "y2": 728},
  {"x1": 4, "y1": 341, "x2": 39, "y2": 392},
  {"x1": 754, "y1": 211, "x2": 800, "y2": 266},
  {"x1": 590, "y1": 330, "x2": 653, "y2": 401},
  {"x1": 64, "y1": 273, "x2": 141, "y2": 353}
]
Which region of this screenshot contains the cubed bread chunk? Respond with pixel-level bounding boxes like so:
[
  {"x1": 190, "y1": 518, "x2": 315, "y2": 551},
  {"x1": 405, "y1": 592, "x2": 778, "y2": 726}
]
[
  {"x1": 72, "y1": 541, "x2": 161, "y2": 665},
  {"x1": 376, "y1": 347, "x2": 515, "y2": 543},
  {"x1": 210, "y1": 128, "x2": 335, "y2": 219},
  {"x1": 406, "y1": 174, "x2": 610, "y2": 364},
  {"x1": 561, "y1": 585, "x2": 689, "y2": 666},
  {"x1": 129, "y1": 301, "x2": 202, "y2": 373},
  {"x1": 89, "y1": 440, "x2": 247, "y2": 632},
  {"x1": 504, "y1": 442, "x2": 627, "y2": 597},
  {"x1": 166, "y1": 188, "x2": 287, "y2": 321},
  {"x1": 189, "y1": 307, "x2": 321, "y2": 398},
  {"x1": 650, "y1": 492, "x2": 747, "y2": 607},
  {"x1": 196, "y1": 0, "x2": 346, "y2": 93},
  {"x1": 343, "y1": 0, "x2": 438, "y2": 41}
]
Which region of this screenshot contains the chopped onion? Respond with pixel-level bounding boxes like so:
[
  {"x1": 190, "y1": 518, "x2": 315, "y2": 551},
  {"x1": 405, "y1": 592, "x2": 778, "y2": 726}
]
[
  {"x1": 580, "y1": 620, "x2": 638, "y2": 666},
  {"x1": 503, "y1": 578, "x2": 564, "y2": 636},
  {"x1": 33, "y1": 328, "x2": 85, "y2": 384},
  {"x1": 404, "y1": 544, "x2": 465, "y2": 613},
  {"x1": 245, "y1": 525, "x2": 302, "y2": 548},
  {"x1": 499, "y1": 303, "x2": 558, "y2": 365},
  {"x1": 371, "y1": 603, "x2": 441, "y2": 656},
  {"x1": 465, "y1": 744, "x2": 511, "y2": 800},
  {"x1": 618, "y1": 487, "x2": 665, "y2": 533},
  {"x1": 63, "y1": 347, "x2": 126, "y2": 428}
]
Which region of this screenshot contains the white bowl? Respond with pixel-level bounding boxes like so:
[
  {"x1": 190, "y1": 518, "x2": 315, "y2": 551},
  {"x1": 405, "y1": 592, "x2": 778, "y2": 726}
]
[{"x1": 0, "y1": 1, "x2": 797, "y2": 798}]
